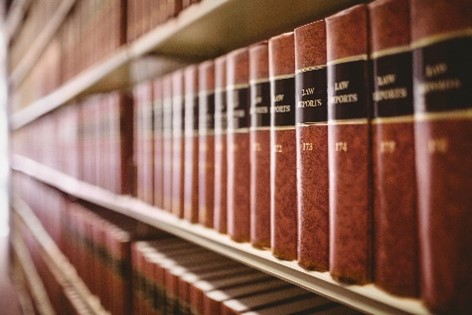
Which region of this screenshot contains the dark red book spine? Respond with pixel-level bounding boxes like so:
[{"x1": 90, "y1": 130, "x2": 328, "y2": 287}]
[
  {"x1": 198, "y1": 61, "x2": 216, "y2": 227},
  {"x1": 183, "y1": 65, "x2": 200, "y2": 223},
  {"x1": 269, "y1": 32, "x2": 297, "y2": 260},
  {"x1": 249, "y1": 41, "x2": 271, "y2": 249},
  {"x1": 119, "y1": 92, "x2": 134, "y2": 196},
  {"x1": 411, "y1": 0, "x2": 472, "y2": 313},
  {"x1": 214, "y1": 55, "x2": 228, "y2": 233},
  {"x1": 162, "y1": 75, "x2": 173, "y2": 212},
  {"x1": 153, "y1": 79, "x2": 165, "y2": 208},
  {"x1": 294, "y1": 19, "x2": 329, "y2": 271},
  {"x1": 326, "y1": 4, "x2": 372, "y2": 284},
  {"x1": 227, "y1": 47, "x2": 251, "y2": 242},
  {"x1": 369, "y1": 0, "x2": 418, "y2": 297},
  {"x1": 172, "y1": 70, "x2": 185, "y2": 218}
]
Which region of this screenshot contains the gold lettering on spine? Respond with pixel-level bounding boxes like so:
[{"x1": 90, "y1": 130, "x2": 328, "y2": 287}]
[
  {"x1": 428, "y1": 137, "x2": 448, "y2": 154},
  {"x1": 253, "y1": 142, "x2": 261, "y2": 152},
  {"x1": 380, "y1": 141, "x2": 396, "y2": 153},
  {"x1": 302, "y1": 142, "x2": 313, "y2": 151},
  {"x1": 335, "y1": 142, "x2": 348, "y2": 152},
  {"x1": 274, "y1": 144, "x2": 283, "y2": 153}
]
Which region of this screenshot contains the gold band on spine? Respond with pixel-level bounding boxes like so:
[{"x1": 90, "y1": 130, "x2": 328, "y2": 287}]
[
  {"x1": 295, "y1": 64, "x2": 327, "y2": 74},
  {"x1": 270, "y1": 74, "x2": 295, "y2": 81},
  {"x1": 270, "y1": 126, "x2": 296, "y2": 131},
  {"x1": 415, "y1": 108, "x2": 472, "y2": 122},
  {"x1": 249, "y1": 78, "x2": 270, "y2": 85},
  {"x1": 328, "y1": 118, "x2": 369, "y2": 125},
  {"x1": 372, "y1": 115, "x2": 414, "y2": 124},
  {"x1": 297, "y1": 122, "x2": 329, "y2": 127},
  {"x1": 371, "y1": 45, "x2": 411, "y2": 59},
  {"x1": 249, "y1": 126, "x2": 271, "y2": 131},
  {"x1": 198, "y1": 89, "x2": 215, "y2": 97},
  {"x1": 226, "y1": 83, "x2": 249, "y2": 90},
  {"x1": 327, "y1": 54, "x2": 368, "y2": 66},
  {"x1": 411, "y1": 28, "x2": 472, "y2": 49}
]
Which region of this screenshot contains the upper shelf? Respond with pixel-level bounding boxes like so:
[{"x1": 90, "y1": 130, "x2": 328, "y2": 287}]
[
  {"x1": 9, "y1": 0, "x2": 364, "y2": 130},
  {"x1": 11, "y1": 154, "x2": 430, "y2": 315}
]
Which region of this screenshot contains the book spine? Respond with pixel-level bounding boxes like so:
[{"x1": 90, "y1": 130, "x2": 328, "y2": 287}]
[
  {"x1": 198, "y1": 61, "x2": 216, "y2": 227},
  {"x1": 133, "y1": 85, "x2": 143, "y2": 200},
  {"x1": 369, "y1": 0, "x2": 418, "y2": 297},
  {"x1": 119, "y1": 92, "x2": 135, "y2": 196},
  {"x1": 172, "y1": 70, "x2": 185, "y2": 218},
  {"x1": 411, "y1": 0, "x2": 472, "y2": 312},
  {"x1": 183, "y1": 65, "x2": 200, "y2": 223},
  {"x1": 249, "y1": 41, "x2": 271, "y2": 249},
  {"x1": 227, "y1": 48, "x2": 251, "y2": 242},
  {"x1": 144, "y1": 82, "x2": 155, "y2": 205},
  {"x1": 269, "y1": 32, "x2": 297, "y2": 260},
  {"x1": 294, "y1": 19, "x2": 329, "y2": 271},
  {"x1": 153, "y1": 79, "x2": 165, "y2": 208},
  {"x1": 162, "y1": 76, "x2": 174, "y2": 211},
  {"x1": 326, "y1": 4, "x2": 372, "y2": 284},
  {"x1": 214, "y1": 56, "x2": 228, "y2": 233}
]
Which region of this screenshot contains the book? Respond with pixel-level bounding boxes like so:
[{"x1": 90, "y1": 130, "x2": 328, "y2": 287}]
[
  {"x1": 214, "y1": 56, "x2": 228, "y2": 233},
  {"x1": 226, "y1": 47, "x2": 251, "y2": 242},
  {"x1": 198, "y1": 60, "x2": 216, "y2": 227},
  {"x1": 369, "y1": 0, "x2": 418, "y2": 297},
  {"x1": 162, "y1": 75, "x2": 174, "y2": 212},
  {"x1": 411, "y1": 0, "x2": 472, "y2": 312},
  {"x1": 269, "y1": 32, "x2": 297, "y2": 260},
  {"x1": 153, "y1": 78, "x2": 165, "y2": 208},
  {"x1": 326, "y1": 4, "x2": 372, "y2": 284},
  {"x1": 172, "y1": 70, "x2": 185, "y2": 218},
  {"x1": 249, "y1": 41, "x2": 271, "y2": 249},
  {"x1": 183, "y1": 65, "x2": 200, "y2": 223},
  {"x1": 294, "y1": 19, "x2": 329, "y2": 271}
]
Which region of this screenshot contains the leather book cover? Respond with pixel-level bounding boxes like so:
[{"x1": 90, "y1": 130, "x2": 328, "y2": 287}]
[
  {"x1": 227, "y1": 47, "x2": 251, "y2": 242},
  {"x1": 411, "y1": 0, "x2": 472, "y2": 313},
  {"x1": 172, "y1": 70, "x2": 185, "y2": 218},
  {"x1": 369, "y1": 0, "x2": 418, "y2": 297},
  {"x1": 326, "y1": 4, "x2": 372, "y2": 284},
  {"x1": 183, "y1": 65, "x2": 200, "y2": 223},
  {"x1": 269, "y1": 32, "x2": 297, "y2": 260},
  {"x1": 249, "y1": 41, "x2": 271, "y2": 249},
  {"x1": 153, "y1": 78, "x2": 165, "y2": 209},
  {"x1": 118, "y1": 92, "x2": 135, "y2": 196},
  {"x1": 162, "y1": 75, "x2": 174, "y2": 212},
  {"x1": 294, "y1": 19, "x2": 329, "y2": 271},
  {"x1": 198, "y1": 60, "x2": 216, "y2": 227},
  {"x1": 214, "y1": 55, "x2": 228, "y2": 233}
]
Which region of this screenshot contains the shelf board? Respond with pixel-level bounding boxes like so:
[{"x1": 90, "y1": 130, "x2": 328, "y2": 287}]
[
  {"x1": 4, "y1": 0, "x2": 33, "y2": 45},
  {"x1": 11, "y1": 194, "x2": 109, "y2": 315},
  {"x1": 11, "y1": 155, "x2": 429, "y2": 315},
  {"x1": 10, "y1": 0, "x2": 365, "y2": 130}
]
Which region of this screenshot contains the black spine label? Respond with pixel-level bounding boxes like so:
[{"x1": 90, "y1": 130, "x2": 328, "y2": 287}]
[
  {"x1": 193, "y1": 96, "x2": 199, "y2": 132},
  {"x1": 184, "y1": 94, "x2": 199, "y2": 135},
  {"x1": 414, "y1": 36, "x2": 471, "y2": 114},
  {"x1": 250, "y1": 80, "x2": 271, "y2": 128},
  {"x1": 199, "y1": 92, "x2": 215, "y2": 134},
  {"x1": 271, "y1": 77, "x2": 296, "y2": 127},
  {"x1": 215, "y1": 90, "x2": 228, "y2": 131},
  {"x1": 373, "y1": 51, "x2": 413, "y2": 117},
  {"x1": 296, "y1": 67, "x2": 327, "y2": 124},
  {"x1": 328, "y1": 60, "x2": 370, "y2": 120},
  {"x1": 227, "y1": 86, "x2": 249, "y2": 130},
  {"x1": 163, "y1": 98, "x2": 173, "y2": 137}
]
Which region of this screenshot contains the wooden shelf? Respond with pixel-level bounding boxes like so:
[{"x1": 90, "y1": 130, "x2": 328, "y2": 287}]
[
  {"x1": 11, "y1": 155, "x2": 429, "y2": 315},
  {"x1": 11, "y1": 193, "x2": 109, "y2": 315},
  {"x1": 9, "y1": 0, "x2": 364, "y2": 130}
]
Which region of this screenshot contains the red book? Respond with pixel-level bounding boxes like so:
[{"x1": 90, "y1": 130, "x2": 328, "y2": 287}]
[
  {"x1": 183, "y1": 65, "x2": 200, "y2": 223},
  {"x1": 172, "y1": 70, "x2": 185, "y2": 218},
  {"x1": 162, "y1": 75, "x2": 173, "y2": 211},
  {"x1": 198, "y1": 61, "x2": 216, "y2": 227},
  {"x1": 294, "y1": 19, "x2": 329, "y2": 271},
  {"x1": 269, "y1": 32, "x2": 297, "y2": 260},
  {"x1": 369, "y1": 0, "x2": 418, "y2": 297},
  {"x1": 411, "y1": 0, "x2": 472, "y2": 312},
  {"x1": 226, "y1": 47, "x2": 251, "y2": 242},
  {"x1": 326, "y1": 4, "x2": 372, "y2": 284},
  {"x1": 249, "y1": 41, "x2": 271, "y2": 249},
  {"x1": 153, "y1": 78, "x2": 165, "y2": 208},
  {"x1": 214, "y1": 55, "x2": 228, "y2": 233}
]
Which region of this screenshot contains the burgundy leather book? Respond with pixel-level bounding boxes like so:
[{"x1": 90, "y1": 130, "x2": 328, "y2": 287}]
[
  {"x1": 153, "y1": 78, "x2": 165, "y2": 208},
  {"x1": 198, "y1": 60, "x2": 216, "y2": 227},
  {"x1": 214, "y1": 55, "x2": 228, "y2": 233},
  {"x1": 172, "y1": 70, "x2": 185, "y2": 218},
  {"x1": 294, "y1": 19, "x2": 329, "y2": 271},
  {"x1": 326, "y1": 4, "x2": 372, "y2": 284},
  {"x1": 369, "y1": 0, "x2": 418, "y2": 297},
  {"x1": 249, "y1": 41, "x2": 271, "y2": 249},
  {"x1": 227, "y1": 47, "x2": 251, "y2": 242},
  {"x1": 411, "y1": 0, "x2": 472, "y2": 312},
  {"x1": 183, "y1": 65, "x2": 200, "y2": 223},
  {"x1": 269, "y1": 32, "x2": 297, "y2": 260},
  {"x1": 162, "y1": 75, "x2": 174, "y2": 212}
]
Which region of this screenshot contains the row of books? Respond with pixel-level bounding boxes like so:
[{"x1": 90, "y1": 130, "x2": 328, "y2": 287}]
[
  {"x1": 11, "y1": 0, "x2": 471, "y2": 313},
  {"x1": 13, "y1": 173, "x2": 358, "y2": 315}
]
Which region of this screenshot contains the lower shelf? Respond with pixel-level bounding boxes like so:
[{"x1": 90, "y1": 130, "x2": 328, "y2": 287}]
[{"x1": 11, "y1": 155, "x2": 429, "y2": 315}]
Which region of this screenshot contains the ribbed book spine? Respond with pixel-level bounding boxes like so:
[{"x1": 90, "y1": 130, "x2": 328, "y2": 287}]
[
  {"x1": 162, "y1": 75, "x2": 173, "y2": 212},
  {"x1": 153, "y1": 79, "x2": 165, "y2": 208},
  {"x1": 227, "y1": 48, "x2": 251, "y2": 242},
  {"x1": 269, "y1": 32, "x2": 297, "y2": 260},
  {"x1": 369, "y1": 0, "x2": 418, "y2": 297},
  {"x1": 294, "y1": 19, "x2": 329, "y2": 271},
  {"x1": 172, "y1": 70, "x2": 185, "y2": 218},
  {"x1": 326, "y1": 4, "x2": 372, "y2": 284},
  {"x1": 249, "y1": 41, "x2": 271, "y2": 249},
  {"x1": 411, "y1": 0, "x2": 472, "y2": 312}
]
